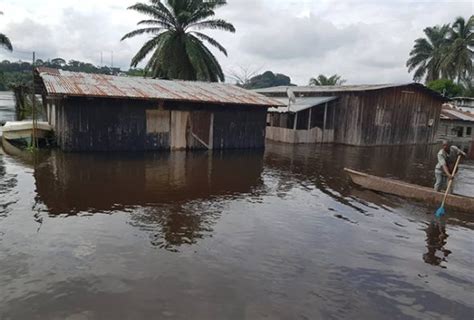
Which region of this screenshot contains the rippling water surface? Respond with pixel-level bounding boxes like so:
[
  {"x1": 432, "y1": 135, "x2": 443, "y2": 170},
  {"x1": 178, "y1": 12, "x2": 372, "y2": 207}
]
[{"x1": 0, "y1": 93, "x2": 473, "y2": 319}]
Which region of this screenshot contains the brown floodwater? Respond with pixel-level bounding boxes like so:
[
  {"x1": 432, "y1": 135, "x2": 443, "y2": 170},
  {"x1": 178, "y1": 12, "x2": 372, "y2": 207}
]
[{"x1": 0, "y1": 142, "x2": 473, "y2": 320}]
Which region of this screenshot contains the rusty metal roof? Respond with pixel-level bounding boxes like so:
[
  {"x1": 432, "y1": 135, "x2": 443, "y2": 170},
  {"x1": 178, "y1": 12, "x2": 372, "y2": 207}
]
[
  {"x1": 36, "y1": 68, "x2": 283, "y2": 107},
  {"x1": 441, "y1": 106, "x2": 474, "y2": 122},
  {"x1": 255, "y1": 83, "x2": 449, "y2": 101}
]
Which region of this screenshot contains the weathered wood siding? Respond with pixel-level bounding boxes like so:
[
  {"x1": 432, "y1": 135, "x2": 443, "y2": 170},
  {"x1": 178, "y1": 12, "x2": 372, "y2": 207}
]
[
  {"x1": 51, "y1": 97, "x2": 267, "y2": 152},
  {"x1": 212, "y1": 110, "x2": 267, "y2": 149},
  {"x1": 266, "y1": 126, "x2": 334, "y2": 144},
  {"x1": 53, "y1": 98, "x2": 168, "y2": 152},
  {"x1": 333, "y1": 87, "x2": 441, "y2": 146},
  {"x1": 262, "y1": 85, "x2": 443, "y2": 146}
]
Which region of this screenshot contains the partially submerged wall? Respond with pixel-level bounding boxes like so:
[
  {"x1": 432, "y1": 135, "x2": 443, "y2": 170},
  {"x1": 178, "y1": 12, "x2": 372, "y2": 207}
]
[{"x1": 49, "y1": 97, "x2": 267, "y2": 152}]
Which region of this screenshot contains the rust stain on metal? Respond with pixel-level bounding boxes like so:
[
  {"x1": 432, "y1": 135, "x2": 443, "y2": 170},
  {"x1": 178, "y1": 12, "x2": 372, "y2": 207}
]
[{"x1": 36, "y1": 67, "x2": 283, "y2": 107}]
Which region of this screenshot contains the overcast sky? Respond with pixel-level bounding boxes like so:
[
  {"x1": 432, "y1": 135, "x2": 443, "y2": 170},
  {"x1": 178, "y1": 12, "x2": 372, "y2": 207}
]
[{"x1": 0, "y1": 0, "x2": 472, "y2": 85}]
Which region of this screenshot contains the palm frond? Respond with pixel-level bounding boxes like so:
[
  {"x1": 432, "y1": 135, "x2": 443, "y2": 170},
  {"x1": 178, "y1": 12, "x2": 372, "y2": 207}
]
[
  {"x1": 121, "y1": 27, "x2": 163, "y2": 41},
  {"x1": 128, "y1": 3, "x2": 176, "y2": 26},
  {"x1": 188, "y1": 19, "x2": 235, "y2": 32},
  {"x1": 0, "y1": 34, "x2": 13, "y2": 51},
  {"x1": 137, "y1": 19, "x2": 174, "y2": 29},
  {"x1": 191, "y1": 31, "x2": 227, "y2": 55},
  {"x1": 130, "y1": 33, "x2": 168, "y2": 67}
]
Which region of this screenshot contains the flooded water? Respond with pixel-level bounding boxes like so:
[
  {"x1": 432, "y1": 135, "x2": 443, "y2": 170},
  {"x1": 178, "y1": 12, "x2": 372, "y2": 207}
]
[
  {"x1": 0, "y1": 93, "x2": 473, "y2": 319},
  {"x1": 0, "y1": 144, "x2": 473, "y2": 320},
  {"x1": 0, "y1": 91, "x2": 15, "y2": 123}
]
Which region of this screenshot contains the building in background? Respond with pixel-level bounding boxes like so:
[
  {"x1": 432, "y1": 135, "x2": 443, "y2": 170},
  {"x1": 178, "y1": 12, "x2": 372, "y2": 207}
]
[
  {"x1": 451, "y1": 97, "x2": 474, "y2": 113},
  {"x1": 266, "y1": 96, "x2": 338, "y2": 144},
  {"x1": 35, "y1": 68, "x2": 281, "y2": 152},
  {"x1": 438, "y1": 105, "x2": 474, "y2": 157},
  {"x1": 257, "y1": 84, "x2": 448, "y2": 146}
]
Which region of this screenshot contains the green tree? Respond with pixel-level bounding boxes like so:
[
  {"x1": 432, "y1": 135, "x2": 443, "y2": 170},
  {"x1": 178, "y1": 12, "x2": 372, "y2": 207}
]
[
  {"x1": 442, "y1": 16, "x2": 474, "y2": 83},
  {"x1": 246, "y1": 71, "x2": 293, "y2": 89},
  {"x1": 427, "y1": 79, "x2": 464, "y2": 98},
  {"x1": 309, "y1": 74, "x2": 346, "y2": 86},
  {"x1": 461, "y1": 78, "x2": 474, "y2": 97},
  {"x1": 0, "y1": 11, "x2": 12, "y2": 51},
  {"x1": 406, "y1": 25, "x2": 450, "y2": 82},
  {"x1": 121, "y1": 0, "x2": 235, "y2": 82}
]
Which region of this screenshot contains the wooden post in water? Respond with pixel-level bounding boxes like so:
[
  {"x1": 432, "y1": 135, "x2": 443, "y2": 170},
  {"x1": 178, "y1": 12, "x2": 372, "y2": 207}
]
[
  {"x1": 322, "y1": 102, "x2": 328, "y2": 143},
  {"x1": 31, "y1": 51, "x2": 38, "y2": 150}
]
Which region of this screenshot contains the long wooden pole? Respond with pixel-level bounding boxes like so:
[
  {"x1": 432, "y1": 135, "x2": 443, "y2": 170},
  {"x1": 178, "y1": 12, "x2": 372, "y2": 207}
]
[
  {"x1": 440, "y1": 155, "x2": 462, "y2": 208},
  {"x1": 31, "y1": 51, "x2": 37, "y2": 149},
  {"x1": 322, "y1": 102, "x2": 328, "y2": 143}
]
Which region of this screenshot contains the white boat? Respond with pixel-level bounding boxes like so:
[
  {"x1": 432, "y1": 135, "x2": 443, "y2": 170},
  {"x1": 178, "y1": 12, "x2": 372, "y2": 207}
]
[{"x1": 1, "y1": 121, "x2": 53, "y2": 150}]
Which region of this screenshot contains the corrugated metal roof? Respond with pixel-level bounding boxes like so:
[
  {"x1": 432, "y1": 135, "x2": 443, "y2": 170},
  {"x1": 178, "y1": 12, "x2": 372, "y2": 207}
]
[
  {"x1": 441, "y1": 107, "x2": 474, "y2": 122},
  {"x1": 268, "y1": 96, "x2": 337, "y2": 113},
  {"x1": 36, "y1": 68, "x2": 283, "y2": 107},
  {"x1": 256, "y1": 84, "x2": 407, "y2": 93},
  {"x1": 255, "y1": 83, "x2": 448, "y2": 101}
]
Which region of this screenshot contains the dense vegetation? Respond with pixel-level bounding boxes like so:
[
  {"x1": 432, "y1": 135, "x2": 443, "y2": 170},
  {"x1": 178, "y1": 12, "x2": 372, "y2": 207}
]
[
  {"x1": 406, "y1": 15, "x2": 473, "y2": 96},
  {"x1": 238, "y1": 71, "x2": 293, "y2": 89},
  {"x1": 427, "y1": 79, "x2": 464, "y2": 98},
  {"x1": 0, "y1": 59, "x2": 143, "y2": 91},
  {"x1": 309, "y1": 74, "x2": 346, "y2": 86}
]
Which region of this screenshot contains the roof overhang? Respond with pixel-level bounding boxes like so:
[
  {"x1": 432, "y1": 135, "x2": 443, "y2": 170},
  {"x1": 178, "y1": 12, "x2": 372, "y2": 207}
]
[{"x1": 35, "y1": 67, "x2": 285, "y2": 108}]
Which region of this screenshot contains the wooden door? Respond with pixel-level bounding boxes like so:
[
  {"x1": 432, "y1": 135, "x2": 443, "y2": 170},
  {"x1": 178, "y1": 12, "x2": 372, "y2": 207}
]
[{"x1": 170, "y1": 111, "x2": 190, "y2": 150}]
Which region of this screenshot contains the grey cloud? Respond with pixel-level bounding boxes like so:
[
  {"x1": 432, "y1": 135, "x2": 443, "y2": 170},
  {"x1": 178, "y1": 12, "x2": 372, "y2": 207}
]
[
  {"x1": 240, "y1": 14, "x2": 359, "y2": 60},
  {"x1": 1, "y1": 0, "x2": 472, "y2": 86},
  {"x1": 3, "y1": 18, "x2": 58, "y2": 59}
]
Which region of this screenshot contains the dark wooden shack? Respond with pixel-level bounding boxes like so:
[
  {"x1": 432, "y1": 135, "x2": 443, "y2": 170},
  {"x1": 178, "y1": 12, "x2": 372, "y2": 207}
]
[
  {"x1": 257, "y1": 84, "x2": 449, "y2": 146},
  {"x1": 35, "y1": 68, "x2": 281, "y2": 152}
]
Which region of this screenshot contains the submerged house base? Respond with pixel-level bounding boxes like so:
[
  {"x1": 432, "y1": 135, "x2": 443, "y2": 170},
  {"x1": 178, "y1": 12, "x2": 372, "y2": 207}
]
[
  {"x1": 257, "y1": 84, "x2": 448, "y2": 146},
  {"x1": 266, "y1": 96, "x2": 337, "y2": 144},
  {"x1": 36, "y1": 68, "x2": 281, "y2": 152}
]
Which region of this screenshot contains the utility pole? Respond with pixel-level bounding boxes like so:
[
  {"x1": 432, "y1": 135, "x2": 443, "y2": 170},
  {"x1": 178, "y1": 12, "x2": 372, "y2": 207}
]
[{"x1": 100, "y1": 51, "x2": 103, "y2": 67}]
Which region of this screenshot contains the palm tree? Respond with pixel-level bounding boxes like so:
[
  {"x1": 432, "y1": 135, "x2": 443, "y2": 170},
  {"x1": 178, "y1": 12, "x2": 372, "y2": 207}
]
[
  {"x1": 406, "y1": 25, "x2": 450, "y2": 83},
  {"x1": 309, "y1": 74, "x2": 346, "y2": 86},
  {"x1": 442, "y1": 16, "x2": 474, "y2": 83},
  {"x1": 0, "y1": 11, "x2": 12, "y2": 51},
  {"x1": 121, "y1": 0, "x2": 235, "y2": 82}
]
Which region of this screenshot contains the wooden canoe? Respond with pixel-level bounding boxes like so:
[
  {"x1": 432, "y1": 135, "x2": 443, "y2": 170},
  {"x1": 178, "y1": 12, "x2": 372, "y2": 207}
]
[{"x1": 344, "y1": 168, "x2": 474, "y2": 213}]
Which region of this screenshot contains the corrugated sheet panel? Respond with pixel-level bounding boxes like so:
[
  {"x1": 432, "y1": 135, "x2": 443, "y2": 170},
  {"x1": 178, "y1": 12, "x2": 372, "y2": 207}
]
[
  {"x1": 36, "y1": 68, "x2": 284, "y2": 107},
  {"x1": 441, "y1": 107, "x2": 474, "y2": 122},
  {"x1": 268, "y1": 96, "x2": 337, "y2": 113},
  {"x1": 255, "y1": 83, "x2": 448, "y2": 101}
]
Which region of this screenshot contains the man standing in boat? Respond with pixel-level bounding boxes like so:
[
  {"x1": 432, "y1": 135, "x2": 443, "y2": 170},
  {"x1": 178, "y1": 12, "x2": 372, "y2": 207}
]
[{"x1": 434, "y1": 140, "x2": 466, "y2": 193}]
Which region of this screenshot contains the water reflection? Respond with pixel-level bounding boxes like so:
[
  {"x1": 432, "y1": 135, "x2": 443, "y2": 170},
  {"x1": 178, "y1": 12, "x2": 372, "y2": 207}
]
[
  {"x1": 35, "y1": 150, "x2": 264, "y2": 213},
  {"x1": 0, "y1": 154, "x2": 18, "y2": 219},
  {"x1": 34, "y1": 150, "x2": 264, "y2": 249},
  {"x1": 264, "y1": 142, "x2": 474, "y2": 214},
  {"x1": 1, "y1": 142, "x2": 473, "y2": 319},
  {"x1": 423, "y1": 219, "x2": 451, "y2": 268}
]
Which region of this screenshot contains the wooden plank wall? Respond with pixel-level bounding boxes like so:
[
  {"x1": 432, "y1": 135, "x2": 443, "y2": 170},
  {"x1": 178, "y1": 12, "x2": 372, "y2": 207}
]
[
  {"x1": 337, "y1": 87, "x2": 442, "y2": 146},
  {"x1": 263, "y1": 86, "x2": 443, "y2": 146},
  {"x1": 213, "y1": 110, "x2": 267, "y2": 149},
  {"x1": 54, "y1": 98, "x2": 169, "y2": 152},
  {"x1": 266, "y1": 126, "x2": 334, "y2": 144},
  {"x1": 52, "y1": 97, "x2": 267, "y2": 152}
]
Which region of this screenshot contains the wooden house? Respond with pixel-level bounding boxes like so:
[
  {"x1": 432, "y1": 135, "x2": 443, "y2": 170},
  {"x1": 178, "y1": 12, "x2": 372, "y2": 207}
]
[
  {"x1": 257, "y1": 84, "x2": 448, "y2": 146},
  {"x1": 451, "y1": 97, "x2": 474, "y2": 113},
  {"x1": 35, "y1": 68, "x2": 282, "y2": 152},
  {"x1": 438, "y1": 105, "x2": 474, "y2": 156},
  {"x1": 266, "y1": 96, "x2": 338, "y2": 144}
]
